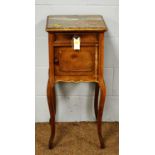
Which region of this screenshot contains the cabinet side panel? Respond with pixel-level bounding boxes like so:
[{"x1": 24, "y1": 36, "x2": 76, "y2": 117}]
[
  {"x1": 98, "y1": 32, "x2": 104, "y2": 81},
  {"x1": 48, "y1": 33, "x2": 55, "y2": 82}
]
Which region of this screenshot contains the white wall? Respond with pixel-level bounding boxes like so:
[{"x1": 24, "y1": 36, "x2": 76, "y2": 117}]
[{"x1": 35, "y1": 0, "x2": 119, "y2": 122}]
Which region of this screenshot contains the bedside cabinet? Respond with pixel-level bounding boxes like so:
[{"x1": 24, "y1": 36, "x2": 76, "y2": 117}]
[{"x1": 46, "y1": 15, "x2": 107, "y2": 149}]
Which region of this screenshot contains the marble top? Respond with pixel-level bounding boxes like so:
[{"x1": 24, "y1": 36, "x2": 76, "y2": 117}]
[{"x1": 46, "y1": 15, "x2": 107, "y2": 32}]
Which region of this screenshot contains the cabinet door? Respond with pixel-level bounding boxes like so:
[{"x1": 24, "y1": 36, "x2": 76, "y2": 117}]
[{"x1": 54, "y1": 46, "x2": 98, "y2": 76}]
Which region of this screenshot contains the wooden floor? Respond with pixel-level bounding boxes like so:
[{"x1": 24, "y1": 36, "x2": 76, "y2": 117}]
[{"x1": 35, "y1": 122, "x2": 119, "y2": 155}]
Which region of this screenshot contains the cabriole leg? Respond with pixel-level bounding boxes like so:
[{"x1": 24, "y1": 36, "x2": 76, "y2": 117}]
[
  {"x1": 94, "y1": 82, "x2": 99, "y2": 120},
  {"x1": 47, "y1": 78, "x2": 55, "y2": 149},
  {"x1": 97, "y1": 80, "x2": 106, "y2": 148},
  {"x1": 49, "y1": 85, "x2": 56, "y2": 124}
]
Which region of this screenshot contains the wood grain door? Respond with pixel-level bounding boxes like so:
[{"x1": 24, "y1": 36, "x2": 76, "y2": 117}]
[{"x1": 54, "y1": 46, "x2": 98, "y2": 76}]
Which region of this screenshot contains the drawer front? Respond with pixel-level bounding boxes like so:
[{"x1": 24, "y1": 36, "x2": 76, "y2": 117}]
[
  {"x1": 54, "y1": 47, "x2": 98, "y2": 76},
  {"x1": 54, "y1": 33, "x2": 98, "y2": 43}
]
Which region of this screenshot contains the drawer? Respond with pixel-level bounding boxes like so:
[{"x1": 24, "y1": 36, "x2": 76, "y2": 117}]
[
  {"x1": 54, "y1": 33, "x2": 98, "y2": 43},
  {"x1": 54, "y1": 46, "x2": 98, "y2": 76}
]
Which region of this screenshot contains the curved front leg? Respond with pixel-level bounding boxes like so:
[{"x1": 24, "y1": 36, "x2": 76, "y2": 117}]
[
  {"x1": 49, "y1": 86, "x2": 56, "y2": 124},
  {"x1": 94, "y1": 83, "x2": 99, "y2": 120},
  {"x1": 47, "y1": 78, "x2": 55, "y2": 149},
  {"x1": 97, "y1": 80, "x2": 106, "y2": 148}
]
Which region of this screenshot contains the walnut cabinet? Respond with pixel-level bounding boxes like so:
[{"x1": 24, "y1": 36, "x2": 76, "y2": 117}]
[{"x1": 46, "y1": 15, "x2": 107, "y2": 149}]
